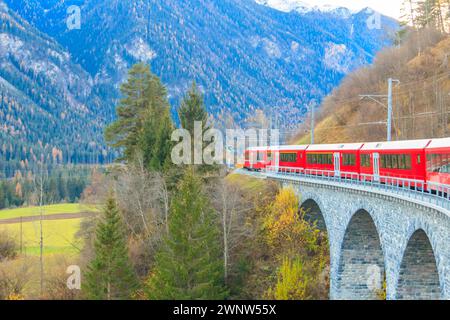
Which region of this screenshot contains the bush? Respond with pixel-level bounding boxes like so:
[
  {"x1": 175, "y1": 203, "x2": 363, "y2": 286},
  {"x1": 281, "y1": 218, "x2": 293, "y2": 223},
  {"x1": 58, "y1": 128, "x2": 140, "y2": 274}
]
[
  {"x1": 0, "y1": 259, "x2": 31, "y2": 299},
  {"x1": 0, "y1": 230, "x2": 18, "y2": 261}
]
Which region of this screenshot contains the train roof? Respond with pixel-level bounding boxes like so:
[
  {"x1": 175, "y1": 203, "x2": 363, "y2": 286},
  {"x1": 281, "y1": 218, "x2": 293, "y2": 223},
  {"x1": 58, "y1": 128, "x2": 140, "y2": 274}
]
[
  {"x1": 306, "y1": 143, "x2": 364, "y2": 151},
  {"x1": 269, "y1": 145, "x2": 309, "y2": 151},
  {"x1": 426, "y1": 138, "x2": 450, "y2": 149},
  {"x1": 247, "y1": 146, "x2": 269, "y2": 151},
  {"x1": 247, "y1": 145, "x2": 309, "y2": 151},
  {"x1": 361, "y1": 139, "x2": 432, "y2": 151}
]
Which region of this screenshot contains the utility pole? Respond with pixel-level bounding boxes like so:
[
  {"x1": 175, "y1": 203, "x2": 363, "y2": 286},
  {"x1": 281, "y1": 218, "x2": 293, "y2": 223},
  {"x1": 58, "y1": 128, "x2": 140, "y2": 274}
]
[
  {"x1": 387, "y1": 78, "x2": 393, "y2": 142},
  {"x1": 39, "y1": 160, "x2": 44, "y2": 297},
  {"x1": 311, "y1": 102, "x2": 315, "y2": 145},
  {"x1": 360, "y1": 78, "x2": 400, "y2": 141},
  {"x1": 20, "y1": 216, "x2": 22, "y2": 254}
]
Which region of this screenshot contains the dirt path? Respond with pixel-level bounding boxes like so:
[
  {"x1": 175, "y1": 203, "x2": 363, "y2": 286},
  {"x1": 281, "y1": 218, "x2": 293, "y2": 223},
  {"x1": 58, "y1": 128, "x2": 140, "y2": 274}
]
[{"x1": 0, "y1": 212, "x2": 97, "y2": 225}]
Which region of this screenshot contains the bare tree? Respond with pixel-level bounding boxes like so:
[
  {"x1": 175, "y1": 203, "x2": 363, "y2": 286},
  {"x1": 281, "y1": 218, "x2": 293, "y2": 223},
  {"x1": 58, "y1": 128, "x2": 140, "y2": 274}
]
[
  {"x1": 112, "y1": 153, "x2": 171, "y2": 276},
  {"x1": 32, "y1": 153, "x2": 49, "y2": 298},
  {"x1": 114, "y1": 154, "x2": 168, "y2": 238},
  {"x1": 208, "y1": 172, "x2": 255, "y2": 284}
]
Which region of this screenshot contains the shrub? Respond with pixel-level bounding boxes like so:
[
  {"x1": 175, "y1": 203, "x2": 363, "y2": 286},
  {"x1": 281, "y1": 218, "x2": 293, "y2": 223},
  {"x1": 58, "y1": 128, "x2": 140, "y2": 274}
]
[{"x1": 0, "y1": 230, "x2": 18, "y2": 261}]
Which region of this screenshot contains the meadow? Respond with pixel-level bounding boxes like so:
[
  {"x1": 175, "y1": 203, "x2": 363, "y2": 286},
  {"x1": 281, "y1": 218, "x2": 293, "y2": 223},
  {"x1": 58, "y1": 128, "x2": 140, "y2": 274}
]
[
  {"x1": 0, "y1": 203, "x2": 97, "y2": 220},
  {"x1": 0, "y1": 218, "x2": 84, "y2": 256},
  {"x1": 0, "y1": 203, "x2": 97, "y2": 256}
]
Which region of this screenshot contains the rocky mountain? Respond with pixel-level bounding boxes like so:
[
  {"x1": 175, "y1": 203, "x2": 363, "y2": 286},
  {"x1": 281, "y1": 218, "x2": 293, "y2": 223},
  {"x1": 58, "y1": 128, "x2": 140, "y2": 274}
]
[
  {"x1": 255, "y1": 0, "x2": 353, "y2": 15},
  {"x1": 0, "y1": 1, "x2": 113, "y2": 177},
  {"x1": 0, "y1": 0, "x2": 398, "y2": 175}
]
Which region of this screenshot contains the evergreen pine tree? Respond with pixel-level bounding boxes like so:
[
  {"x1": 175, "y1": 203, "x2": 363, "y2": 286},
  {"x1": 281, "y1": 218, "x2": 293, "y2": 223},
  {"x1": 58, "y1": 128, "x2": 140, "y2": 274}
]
[
  {"x1": 105, "y1": 63, "x2": 152, "y2": 162},
  {"x1": 105, "y1": 63, "x2": 174, "y2": 172},
  {"x1": 178, "y1": 82, "x2": 210, "y2": 136},
  {"x1": 145, "y1": 169, "x2": 227, "y2": 300},
  {"x1": 138, "y1": 76, "x2": 174, "y2": 171},
  {"x1": 84, "y1": 195, "x2": 139, "y2": 300},
  {"x1": 178, "y1": 82, "x2": 218, "y2": 175}
]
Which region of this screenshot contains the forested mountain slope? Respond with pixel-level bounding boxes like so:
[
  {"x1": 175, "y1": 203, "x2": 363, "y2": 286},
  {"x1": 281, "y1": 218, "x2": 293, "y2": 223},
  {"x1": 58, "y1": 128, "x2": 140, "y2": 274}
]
[
  {"x1": 0, "y1": 0, "x2": 397, "y2": 177},
  {"x1": 292, "y1": 31, "x2": 450, "y2": 144},
  {"x1": 0, "y1": 2, "x2": 112, "y2": 178},
  {"x1": 5, "y1": 0, "x2": 397, "y2": 125}
]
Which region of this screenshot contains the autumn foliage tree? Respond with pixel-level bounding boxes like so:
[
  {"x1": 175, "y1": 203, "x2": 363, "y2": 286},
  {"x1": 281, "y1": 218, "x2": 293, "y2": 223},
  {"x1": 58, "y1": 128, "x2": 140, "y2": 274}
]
[
  {"x1": 266, "y1": 257, "x2": 311, "y2": 300},
  {"x1": 263, "y1": 187, "x2": 329, "y2": 300}
]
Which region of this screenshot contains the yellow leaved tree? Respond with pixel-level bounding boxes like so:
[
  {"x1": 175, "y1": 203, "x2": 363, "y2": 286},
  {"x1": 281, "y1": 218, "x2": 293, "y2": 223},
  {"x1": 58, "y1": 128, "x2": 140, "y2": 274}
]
[{"x1": 263, "y1": 187, "x2": 329, "y2": 300}]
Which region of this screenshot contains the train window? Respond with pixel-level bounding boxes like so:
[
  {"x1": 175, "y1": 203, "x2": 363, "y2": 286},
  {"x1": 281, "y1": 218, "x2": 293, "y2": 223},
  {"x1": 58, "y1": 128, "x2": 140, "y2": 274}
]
[
  {"x1": 380, "y1": 154, "x2": 411, "y2": 170},
  {"x1": 392, "y1": 155, "x2": 398, "y2": 169},
  {"x1": 386, "y1": 155, "x2": 392, "y2": 169},
  {"x1": 405, "y1": 155, "x2": 412, "y2": 170},
  {"x1": 343, "y1": 154, "x2": 356, "y2": 166},
  {"x1": 245, "y1": 152, "x2": 250, "y2": 161},
  {"x1": 267, "y1": 152, "x2": 273, "y2": 161},
  {"x1": 417, "y1": 155, "x2": 421, "y2": 165},
  {"x1": 280, "y1": 153, "x2": 297, "y2": 163},
  {"x1": 381, "y1": 154, "x2": 411, "y2": 170},
  {"x1": 318, "y1": 154, "x2": 323, "y2": 164},
  {"x1": 399, "y1": 155, "x2": 405, "y2": 169},
  {"x1": 257, "y1": 152, "x2": 264, "y2": 161},
  {"x1": 307, "y1": 153, "x2": 333, "y2": 165},
  {"x1": 360, "y1": 154, "x2": 370, "y2": 167},
  {"x1": 428, "y1": 153, "x2": 450, "y2": 173}
]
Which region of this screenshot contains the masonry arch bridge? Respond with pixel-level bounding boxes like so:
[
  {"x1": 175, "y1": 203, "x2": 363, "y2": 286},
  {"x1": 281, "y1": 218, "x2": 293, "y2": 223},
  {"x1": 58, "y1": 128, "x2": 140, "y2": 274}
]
[{"x1": 284, "y1": 180, "x2": 450, "y2": 300}]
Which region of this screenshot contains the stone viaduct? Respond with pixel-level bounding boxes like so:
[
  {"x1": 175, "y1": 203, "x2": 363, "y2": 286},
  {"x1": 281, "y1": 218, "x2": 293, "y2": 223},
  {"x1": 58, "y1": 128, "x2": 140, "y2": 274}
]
[{"x1": 268, "y1": 174, "x2": 450, "y2": 300}]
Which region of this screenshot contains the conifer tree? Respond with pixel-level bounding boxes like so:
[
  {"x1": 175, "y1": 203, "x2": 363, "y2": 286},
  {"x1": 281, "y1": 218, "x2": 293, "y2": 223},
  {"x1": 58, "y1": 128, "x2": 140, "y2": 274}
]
[
  {"x1": 178, "y1": 82, "x2": 218, "y2": 175},
  {"x1": 145, "y1": 169, "x2": 227, "y2": 300},
  {"x1": 105, "y1": 63, "x2": 174, "y2": 171},
  {"x1": 105, "y1": 63, "x2": 152, "y2": 161},
  {"x1": 138, "y1": 76, "x2": 174, "y2": 171},
  {"x1": 84, "y1": 195, "x2": 138, "y2": 300},
  {"x1": 178, "y1": 82, "x2": 210, "y2": 136}
]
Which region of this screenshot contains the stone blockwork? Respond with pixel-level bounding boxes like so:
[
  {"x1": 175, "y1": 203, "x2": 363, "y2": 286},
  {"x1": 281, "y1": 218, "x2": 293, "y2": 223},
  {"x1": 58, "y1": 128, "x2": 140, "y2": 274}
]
[
  {"x1": 397, "y1": 230, "x2": 440, "y2": 300},
  {"x1": 283, "y1": 180, "x2": 450, "y2": 300}
]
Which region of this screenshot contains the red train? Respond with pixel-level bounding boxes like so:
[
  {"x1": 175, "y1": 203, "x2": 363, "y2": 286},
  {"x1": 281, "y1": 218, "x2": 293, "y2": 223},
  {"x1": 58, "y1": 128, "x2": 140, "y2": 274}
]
[{"x1": 244, "y1": 138, "x2": 450, "y2": 193}]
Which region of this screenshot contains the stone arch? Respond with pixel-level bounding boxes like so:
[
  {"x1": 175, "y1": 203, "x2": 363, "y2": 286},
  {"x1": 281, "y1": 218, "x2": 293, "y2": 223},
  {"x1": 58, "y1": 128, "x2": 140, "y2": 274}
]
[
  {"x1": 300, "y1": 198, "x2": 327, "y2": 233},
  {"x1": 299, "y1": 198, "x2": 331, "y2": 298},
  {"x1": 336, "y1": 209, "x2": 385, "y2": 300},
  {"x1": 396, "y1": 229, "x2": 441, "y2": 300}
]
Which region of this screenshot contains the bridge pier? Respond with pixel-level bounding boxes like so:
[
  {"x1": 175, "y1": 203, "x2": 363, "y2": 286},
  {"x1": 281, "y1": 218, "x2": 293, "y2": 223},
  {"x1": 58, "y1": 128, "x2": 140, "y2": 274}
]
[{"x1": 284, "y1": 180, "x2": 450, "y2": 300}]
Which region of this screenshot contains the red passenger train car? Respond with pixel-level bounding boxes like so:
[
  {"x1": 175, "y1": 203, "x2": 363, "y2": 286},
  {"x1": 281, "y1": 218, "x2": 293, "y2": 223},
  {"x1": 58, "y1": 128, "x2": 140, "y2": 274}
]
[
  {"x1": 425, "y1": 138, "x2": 450, "y2": 191},
  {"x1": 360, "y1": 139, "x2": 431, "y2": 187},
  {"x1": 305, "y1": 143, "x2": 364, "y2": 177},
  {"x1": 244, "y1": 147, "x2": 272, "y2": 171},
  {"x1": 243, "y1": 137, "x2": 450, "y2": 194},
  {"x1": 276, "y1": 145, "x2": 309, "y2": 171}
]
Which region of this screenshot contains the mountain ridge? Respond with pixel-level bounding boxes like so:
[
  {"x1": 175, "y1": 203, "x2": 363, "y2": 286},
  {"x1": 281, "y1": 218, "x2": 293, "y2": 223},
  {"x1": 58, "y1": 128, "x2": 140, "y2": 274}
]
[{"x1": 0, "y1": 0, "x2": 398, "y2": 176}]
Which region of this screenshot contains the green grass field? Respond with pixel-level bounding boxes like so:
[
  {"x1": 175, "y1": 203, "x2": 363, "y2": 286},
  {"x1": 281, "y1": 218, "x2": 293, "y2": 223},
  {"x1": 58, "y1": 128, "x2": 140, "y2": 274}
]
[
  {"x1": 0, "y1": 218, "x2": 84, "y2": 256},
  {"x1": 0, "y1": 203, "x2": 97, "y2": 220},
  {"x1": 227, "y1": 172, "x2": 268, "y2": 190},
  {"x1": 0, "y1": 204, "x2": 96, "y2": 257}
]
